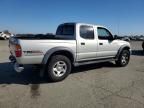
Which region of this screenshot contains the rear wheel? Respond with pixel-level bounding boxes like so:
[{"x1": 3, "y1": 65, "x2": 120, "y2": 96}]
[
  {"x1": 47, "y1": 55, "x2": 71, "y2": 82},
  {"x1": 115, "y1": 50, "x2": 130, "y2": 67}
]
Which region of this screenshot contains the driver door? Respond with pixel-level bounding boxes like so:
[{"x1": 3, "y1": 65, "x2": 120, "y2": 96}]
[{"x1": 97, "y1": 27, "x2": 119, "y2": 58}]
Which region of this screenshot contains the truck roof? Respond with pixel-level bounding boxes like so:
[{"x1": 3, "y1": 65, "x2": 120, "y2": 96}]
[{"x1": 62, "y1": 22, "x2": 105, "y2": 28}]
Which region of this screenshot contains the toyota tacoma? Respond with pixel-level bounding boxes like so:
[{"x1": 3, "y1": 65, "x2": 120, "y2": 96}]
[{"x1": 9, "y1": 23, "x2": 131, "y2": 82}]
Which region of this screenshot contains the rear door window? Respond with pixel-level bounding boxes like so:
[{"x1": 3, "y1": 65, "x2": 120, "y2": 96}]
[{"x1": 80, "y1": 25, "x2": 94, "y2": 39}]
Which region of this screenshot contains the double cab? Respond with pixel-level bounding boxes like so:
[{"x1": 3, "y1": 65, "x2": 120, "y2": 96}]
[{"x1": 9, "y1": 23, "x2": 131, "y2": 82}]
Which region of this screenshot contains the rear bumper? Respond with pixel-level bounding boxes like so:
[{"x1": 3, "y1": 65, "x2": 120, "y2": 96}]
[
  {"x1": 9, "y1": 55, "x2": 16, "y2": 63},
  {"x1": 9, "y1": 55, "x2": 24, "y2": 73}
]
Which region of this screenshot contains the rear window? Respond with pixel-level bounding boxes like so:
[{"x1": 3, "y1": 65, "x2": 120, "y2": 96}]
[{"x1": 56, "y1": 24, "x2": 75, "y2": 36}]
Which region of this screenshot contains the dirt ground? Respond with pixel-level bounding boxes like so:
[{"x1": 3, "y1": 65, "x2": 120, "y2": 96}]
[{"x1": 0, "y1": 40, "x2": 144, "y2": 108}]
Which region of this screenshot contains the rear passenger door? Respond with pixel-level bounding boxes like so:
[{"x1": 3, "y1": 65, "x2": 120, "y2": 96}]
[{"x1": 77, "y1": 25, "x2": 98, "y2": 61}]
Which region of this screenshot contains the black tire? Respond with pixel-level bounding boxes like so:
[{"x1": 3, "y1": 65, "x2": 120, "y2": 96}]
[
  {"x1": 47, "y1": 55, "x2": 71, "y2": 82},
  {"x1": 142, "y1": 42, "x2": 144, "y2": 51},
  {"x1": 4, "y1": 36, "x2": 7, "y2": 40},
  {"x1": 115, "y1": 50, "x2": 130, "y2": 67}
]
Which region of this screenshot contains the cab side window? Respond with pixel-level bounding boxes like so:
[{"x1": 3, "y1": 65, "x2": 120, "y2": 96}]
[
  {"x1": 97, "y1": 27, "x2": 113, "y2": 40},
  {"x1": 80, "y1": 25, "x2": 94, "y2": 39}
]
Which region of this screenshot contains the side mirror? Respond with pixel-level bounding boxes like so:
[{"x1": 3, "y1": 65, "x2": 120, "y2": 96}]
[
  {"x1": 108, "y1": 35, "x2": 114, "y2": 40},
  {"x1": 113, "y1": 35, "x2": 118, "y2": 39}
]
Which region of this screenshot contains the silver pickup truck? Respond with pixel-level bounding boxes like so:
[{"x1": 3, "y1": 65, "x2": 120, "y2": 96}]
[{"x1": 9, "y1": 23, "x2": 131, "y2": 82}]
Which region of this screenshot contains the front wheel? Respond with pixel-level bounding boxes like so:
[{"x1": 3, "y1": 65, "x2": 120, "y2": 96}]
[
  {"x1": 115, "y1": 50, "x2": 130, "y2": 67},
  {"x1": 47, "y1": 55, "x2": 71, "y2": 82}
]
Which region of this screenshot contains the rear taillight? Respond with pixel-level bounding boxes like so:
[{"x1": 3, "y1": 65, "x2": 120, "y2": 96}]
[{"x1": 15, "y1": 44, "x2": 22, "y2": 57}]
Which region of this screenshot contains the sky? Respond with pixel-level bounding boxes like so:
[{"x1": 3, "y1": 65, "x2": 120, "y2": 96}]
[{"x1": 0, "y1": 0, "x2": 143, "y2": 35}]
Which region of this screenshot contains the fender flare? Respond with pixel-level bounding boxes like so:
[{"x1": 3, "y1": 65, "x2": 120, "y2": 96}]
[
  {"x1": 116, "y1": 45, "x2": 131, "y2": 60},
  {"x1": 40, "y1": 47, "x2": 75, "y2": 76},
  {"x1": 41, "y1": 47, "x2": 75, "y2": 65}
]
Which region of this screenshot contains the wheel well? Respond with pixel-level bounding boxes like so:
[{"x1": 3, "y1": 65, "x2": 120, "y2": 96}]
[
  {"x1": 47, "y1": 50, "x2": 74, "y2": 64},
  {"x1": 116, "y1": 46, "x2": 130, "y2": 59},
  {"x1": 123, "y1": 47, "x2": 130, "y2": 51}
]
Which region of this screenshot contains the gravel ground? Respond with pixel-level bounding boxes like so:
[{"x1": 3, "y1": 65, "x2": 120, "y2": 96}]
[{"x1": 0, "y1": 40, "x2": 144, "y2": 108}]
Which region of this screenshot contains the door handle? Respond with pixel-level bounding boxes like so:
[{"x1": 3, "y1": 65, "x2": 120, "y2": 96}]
[
  {"x1": 81, "y1": 42, "x2": 85, "y2": 45},
  {"x1": 99, "y1": 43, "x2": 103, "y2": 45}
]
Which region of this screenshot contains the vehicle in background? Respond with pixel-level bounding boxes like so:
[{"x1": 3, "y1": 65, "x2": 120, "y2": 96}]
[
  {"x1": 0, "y1": 31, "x2": 13, "y2": 40},
  {"x1": 9, "y1": 22, "x2": 131, "y2": 82},
  {"x1": 114, "y1": 35, "x2": 131, "y2": 42},
  {"x1": 121, "y1": 37, "x2": 131, "y2": 42},
  {"x1": 139, "y1": 37, "x2": 144, "y2": 41},
  {"x1": 142, "y1": 41, "x2": 144, "y2": 51},
  {"x1": 131, "y1": 36, "x2": 144, "y2": 41}
]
